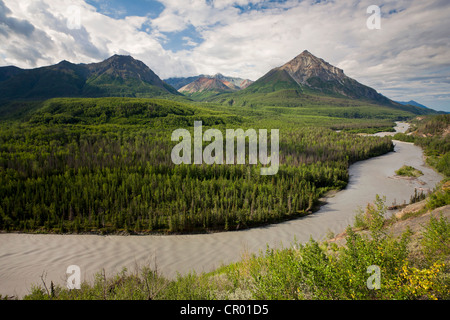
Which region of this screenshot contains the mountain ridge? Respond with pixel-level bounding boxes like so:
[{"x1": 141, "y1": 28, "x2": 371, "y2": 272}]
[
  {"x1": 0, "y1": 51, "x2": 441, "y2": 118},
  {"x1": 0, "y1": 55, "x2": 180, "y2": 101}
]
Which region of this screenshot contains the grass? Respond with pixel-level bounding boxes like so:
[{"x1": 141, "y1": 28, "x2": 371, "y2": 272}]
[{"x1": 395, "y1": 165, "x2": 424, "y2": 178}]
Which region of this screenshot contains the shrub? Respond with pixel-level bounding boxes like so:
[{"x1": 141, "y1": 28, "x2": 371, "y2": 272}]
[
  {"x1": 353, "y1": 194, "x2": 387, "y2": 236},
  {"x1": 427, "y1": 188, "x2": 450, "y2": 210},
  {"x1": 421, "y1": 214, "x2": 450, "y2": 264},
  {"x1": 248, "y1": 246, "x2": 303, "y2": 300},
  {"x1": 384, "y1": 261, "x2": 449, "y2": 300}
]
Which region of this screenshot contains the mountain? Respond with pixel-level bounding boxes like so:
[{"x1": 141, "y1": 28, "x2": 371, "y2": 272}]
[
  {"x1": 0, "y1": 66, "x2": 24, "y2": 82},
  {"x1": 246, "y1": 50, "x2": 393, "y2": 105},
  {"x1": 164, "y1": 75, "x2": 204, "y2": 90},
  {"x1": 396, "y1": 100, "x2": 430, "y2": 109},
  {"x1": 0, "y1": 55, "x2": 180, "y2": 102},
  {"x1": 83, "y1": 55, "x2": 179, "y2": 94},
  {"x1": 204, "y1": 50, "x2": 439, "y2": 118},
  {"x1": 0, "y1": 52, "x2": 440, "y2": 120},
  {"x1": 179, "y1": 77, "x2": 239, "y2": 94},
  {"x1": 177, "y1": 76, "x2": 238, "y2": 100},
  {"x1": 211, "y1": 73, "x2": 253, "y2": 90},
  {"x1": 168, "y1": 73, "x2": 253, "y2": 100},
  {"x1": 165, "y1": 73, "x2": 253, "y2": 91}
]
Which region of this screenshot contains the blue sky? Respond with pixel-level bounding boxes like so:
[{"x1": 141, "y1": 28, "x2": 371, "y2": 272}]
[
  {"x1": 86, "y1": 0, "x2": 165, "y2": 19},
  {"x1": 1, "y1": 0, "x2": 450, "y2": 112}
]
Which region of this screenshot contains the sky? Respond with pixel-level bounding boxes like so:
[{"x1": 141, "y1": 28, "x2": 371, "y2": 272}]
[{"x1": 0, "y1": 0, "x2": 449, "y2": 112}]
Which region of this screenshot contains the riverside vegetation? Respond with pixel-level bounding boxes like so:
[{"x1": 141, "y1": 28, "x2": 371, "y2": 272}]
[
  {"x1": 393, "y1": 115, "x2": 450, "y2": 212},
  {"x1": 394, "y1": 114, "x2": 450, "y2": 177}
]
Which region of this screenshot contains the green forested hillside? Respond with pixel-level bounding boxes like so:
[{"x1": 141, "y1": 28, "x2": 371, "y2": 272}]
[{"x1": 203, "y1": 85, "x2": 432, "y2": 120}]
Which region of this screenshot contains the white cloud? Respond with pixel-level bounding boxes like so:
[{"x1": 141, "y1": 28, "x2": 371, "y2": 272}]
[{"x1": 150, "y1": 8, "x2": 188, "y2": 32}]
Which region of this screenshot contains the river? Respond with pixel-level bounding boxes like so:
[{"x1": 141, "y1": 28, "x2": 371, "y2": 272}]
[{"x1": 0, "y1": 122, "x2": 443, "y2": 298}]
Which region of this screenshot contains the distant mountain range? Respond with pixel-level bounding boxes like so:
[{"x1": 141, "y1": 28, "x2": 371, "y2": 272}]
[
  {"x1": 396, "y1": 100, "x2": 430, "y2": 109},
  {"x1": 179, "y1": 77, "x2": 239, "y2": 93},
  {"x1": 174, "y1": 74, "x2": 254, "y2": 100},
  {"x1": 0, "y1": 51, "x2": 441, "y2": 117},
  {"x1": 164, "y1": 74, "x2": 253, "y2": 91}
]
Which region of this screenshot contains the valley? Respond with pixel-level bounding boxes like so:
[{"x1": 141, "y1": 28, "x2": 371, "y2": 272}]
[{"x1": 0, "y1": 51, "x2": 448, "y2": 300}]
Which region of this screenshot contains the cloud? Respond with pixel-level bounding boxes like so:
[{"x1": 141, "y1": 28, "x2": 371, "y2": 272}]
[
  {"x1": 330, "y1": 0, "x2": 450, "y2": 110},
  {"x1": 151, "y1": 8, "x2": 188, "y2": 32},
  {"x1": 0, "y1": 1, "x2": 35, "y2": 37},
  {"x1": 0, "y1": 0, "x2": 57, "y2": 67}
]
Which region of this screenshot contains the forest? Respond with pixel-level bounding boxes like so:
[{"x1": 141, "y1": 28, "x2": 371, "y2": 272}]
[{"x1": 0, "y1": 97, "x2": 395, "y2": 234}]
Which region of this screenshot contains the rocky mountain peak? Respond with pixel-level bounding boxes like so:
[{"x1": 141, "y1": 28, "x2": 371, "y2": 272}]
[
  {"x1": 179, "y1": 77, "x2": 235, "y2": 93},
  {"x1": 280, "y1": 50, "x2": 345, "y2": 85},
  {"x1": 85, "y1": 54, "x2": 165, "y2": 86}
]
